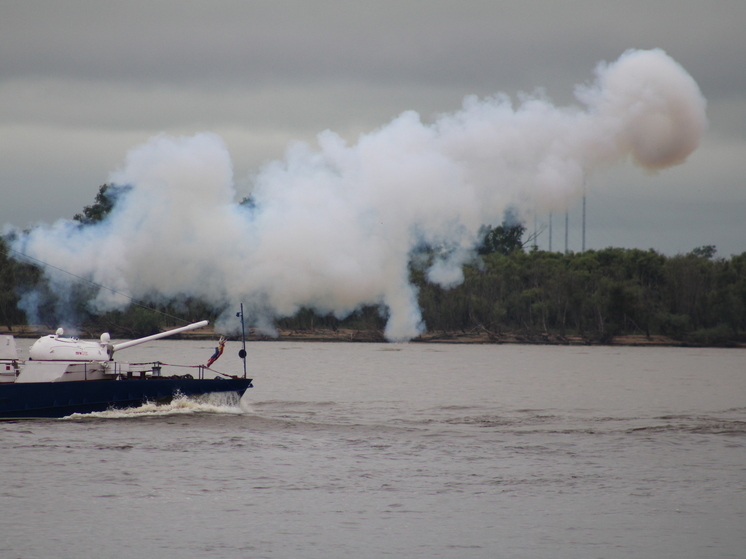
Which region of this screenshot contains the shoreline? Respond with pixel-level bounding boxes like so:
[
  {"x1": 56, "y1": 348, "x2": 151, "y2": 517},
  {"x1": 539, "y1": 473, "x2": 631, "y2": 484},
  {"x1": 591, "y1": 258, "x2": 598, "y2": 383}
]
[{"x1": 5, "y1": 325, "x2": 743, "y2": 348}]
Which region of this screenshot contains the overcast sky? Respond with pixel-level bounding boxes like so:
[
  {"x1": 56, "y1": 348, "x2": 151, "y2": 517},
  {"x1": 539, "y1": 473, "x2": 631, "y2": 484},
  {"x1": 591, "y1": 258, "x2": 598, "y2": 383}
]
[{"x1": 2, "y1": 0, "x2": 744, "y2": 256}]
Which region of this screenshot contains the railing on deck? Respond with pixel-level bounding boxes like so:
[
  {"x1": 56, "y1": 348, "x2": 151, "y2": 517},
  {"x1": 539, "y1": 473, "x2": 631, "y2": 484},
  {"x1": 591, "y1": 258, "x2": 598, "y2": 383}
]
[{"x1": 126, "y1": 361, "x2": 234, "y2": 380}]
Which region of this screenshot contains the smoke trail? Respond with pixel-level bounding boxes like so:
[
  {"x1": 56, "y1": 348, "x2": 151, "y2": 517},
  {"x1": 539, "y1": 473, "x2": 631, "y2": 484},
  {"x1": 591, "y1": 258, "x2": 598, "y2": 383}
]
[{"x1": 8, "y1": 49, "x2": 706, "y2": 341}]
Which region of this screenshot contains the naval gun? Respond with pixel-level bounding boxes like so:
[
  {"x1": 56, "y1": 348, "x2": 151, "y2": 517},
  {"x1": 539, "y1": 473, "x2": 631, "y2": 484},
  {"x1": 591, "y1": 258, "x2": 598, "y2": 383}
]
[{"x1": 28, "y1": 320, "x2": 210, "y2": 362}]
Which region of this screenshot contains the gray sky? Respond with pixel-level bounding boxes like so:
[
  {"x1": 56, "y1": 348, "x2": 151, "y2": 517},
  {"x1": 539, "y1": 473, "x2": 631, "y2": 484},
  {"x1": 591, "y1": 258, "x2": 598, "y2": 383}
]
[{"x1": 2, "y1": 0, "x2": 744, "y2": 256}]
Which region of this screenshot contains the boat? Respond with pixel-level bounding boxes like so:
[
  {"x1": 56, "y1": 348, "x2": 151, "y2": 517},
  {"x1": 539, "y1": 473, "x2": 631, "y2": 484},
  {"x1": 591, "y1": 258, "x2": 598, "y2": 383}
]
[{"x1": 0, "y1": 321, "x2": 252, "y2": 419}]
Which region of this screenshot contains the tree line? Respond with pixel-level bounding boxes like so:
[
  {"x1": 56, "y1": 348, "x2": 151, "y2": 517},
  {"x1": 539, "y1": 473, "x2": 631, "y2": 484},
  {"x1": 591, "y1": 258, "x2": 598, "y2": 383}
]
[
  {"x1": 413, "y1": 246, "x2": 746, "y2": 345},
  {"x1": 1, "y1": 185, "x2": 745, "y2": 345}
]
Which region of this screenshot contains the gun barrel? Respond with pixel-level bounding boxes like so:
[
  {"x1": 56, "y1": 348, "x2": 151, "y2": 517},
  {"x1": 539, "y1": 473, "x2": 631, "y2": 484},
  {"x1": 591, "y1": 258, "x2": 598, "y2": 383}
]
[{"x1": 112, "y1": 320, "x2": 209, "y2": 352}]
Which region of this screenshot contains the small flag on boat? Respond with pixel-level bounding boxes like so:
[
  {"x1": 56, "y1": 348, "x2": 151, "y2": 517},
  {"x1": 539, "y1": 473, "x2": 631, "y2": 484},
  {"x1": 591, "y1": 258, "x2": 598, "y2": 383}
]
[{"x1": 206, "y1": 337, "x2": 226, "y2": 368}]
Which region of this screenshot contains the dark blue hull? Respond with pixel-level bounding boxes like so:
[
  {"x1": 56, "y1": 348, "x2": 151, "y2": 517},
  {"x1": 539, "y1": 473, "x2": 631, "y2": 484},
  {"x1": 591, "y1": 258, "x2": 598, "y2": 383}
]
[{"x1": 0, "y1": 378, "x2": 253, "y2": 419}]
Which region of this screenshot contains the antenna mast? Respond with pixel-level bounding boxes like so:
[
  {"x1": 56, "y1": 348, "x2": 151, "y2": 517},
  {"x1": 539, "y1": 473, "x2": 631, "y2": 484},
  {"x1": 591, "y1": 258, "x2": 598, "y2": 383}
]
[
  {"x1": 237, "y1": 303, "x2": 247, "y2": 379},
  {"x1": 582, "y1": 178, "x2": 587, "y2": 252}
]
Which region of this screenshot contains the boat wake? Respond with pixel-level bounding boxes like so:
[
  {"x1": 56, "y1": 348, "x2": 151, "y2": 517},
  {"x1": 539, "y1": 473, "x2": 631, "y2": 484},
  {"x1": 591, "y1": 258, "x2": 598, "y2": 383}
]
[{"x1": 62, "y1": 391, "x2": 248, "y2": 420}]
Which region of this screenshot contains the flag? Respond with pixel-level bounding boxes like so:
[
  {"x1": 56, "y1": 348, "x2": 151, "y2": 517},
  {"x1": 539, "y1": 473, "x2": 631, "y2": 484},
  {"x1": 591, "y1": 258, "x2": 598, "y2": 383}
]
[{"x1": 206, "y1": 337, "x2": 226, "y2": 368}]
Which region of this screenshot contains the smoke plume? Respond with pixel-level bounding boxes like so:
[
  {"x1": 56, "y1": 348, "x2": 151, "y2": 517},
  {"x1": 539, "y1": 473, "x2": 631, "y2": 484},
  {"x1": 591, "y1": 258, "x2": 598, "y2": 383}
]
[{"x1": 8, "y1": 49, "x2": 707, "y2": 341}]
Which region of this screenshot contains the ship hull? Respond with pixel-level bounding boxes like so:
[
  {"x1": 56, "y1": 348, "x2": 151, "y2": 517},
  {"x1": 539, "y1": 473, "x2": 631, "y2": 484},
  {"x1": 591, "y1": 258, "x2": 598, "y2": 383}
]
[{"x1": 0, "y1": 377, "x2": 252, "y2": 419}]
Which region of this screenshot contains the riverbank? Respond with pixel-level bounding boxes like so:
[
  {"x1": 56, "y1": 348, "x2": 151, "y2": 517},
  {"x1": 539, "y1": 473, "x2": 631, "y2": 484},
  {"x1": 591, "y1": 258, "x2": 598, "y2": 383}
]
[
  {"x1": 240, "y1": 328, "x2": 697, "y2": 347},
  {"x1": 6, "y1": 324, "x2": 741, "y2": 347}
]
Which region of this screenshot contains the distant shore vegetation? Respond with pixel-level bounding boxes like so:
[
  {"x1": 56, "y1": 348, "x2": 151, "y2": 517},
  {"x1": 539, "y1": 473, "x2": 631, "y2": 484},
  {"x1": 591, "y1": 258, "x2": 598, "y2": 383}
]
[{"x1": 2, "y1": 185, "x2": 745, "y2": 346}]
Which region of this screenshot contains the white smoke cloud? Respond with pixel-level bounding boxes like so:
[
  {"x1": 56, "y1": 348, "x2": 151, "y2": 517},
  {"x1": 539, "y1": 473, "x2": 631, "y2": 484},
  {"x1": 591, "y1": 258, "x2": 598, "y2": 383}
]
[{"x1": 8, "y1": 49, "x2": 707, "y2": 341}]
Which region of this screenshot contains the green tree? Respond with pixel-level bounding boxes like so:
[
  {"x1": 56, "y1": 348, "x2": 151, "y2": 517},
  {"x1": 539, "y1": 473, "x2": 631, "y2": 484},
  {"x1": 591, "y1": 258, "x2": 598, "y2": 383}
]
[
  {"x1": 478, "y1": 222, "x2": 526, "y2": 255},
  {"x1": 690, "y1": 245, "x2": 717, "y2": 259},
  {"x1": 0, "y1": 238, "x2": 21, "y2": 329},
  {"x1": 73, "y1": 184, "x2": 131, "y2": 224}
]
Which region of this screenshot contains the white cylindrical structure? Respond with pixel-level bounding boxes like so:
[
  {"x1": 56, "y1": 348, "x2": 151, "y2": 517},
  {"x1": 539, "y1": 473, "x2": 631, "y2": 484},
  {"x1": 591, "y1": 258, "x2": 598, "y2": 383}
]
[{"x1": 112, "y1": 320, "x2": 209, "y2": 352}]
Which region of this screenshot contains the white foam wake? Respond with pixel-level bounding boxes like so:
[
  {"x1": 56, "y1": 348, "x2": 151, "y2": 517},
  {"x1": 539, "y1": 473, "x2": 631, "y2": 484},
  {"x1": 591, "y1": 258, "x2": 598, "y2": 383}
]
[{"x1": 62, "y1": 392, "x2": 248, "y2": 419}]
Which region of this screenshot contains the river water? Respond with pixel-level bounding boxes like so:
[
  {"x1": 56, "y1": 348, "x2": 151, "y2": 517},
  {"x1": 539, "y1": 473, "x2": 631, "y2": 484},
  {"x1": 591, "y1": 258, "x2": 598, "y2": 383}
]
[{"x1": 1, "y1": 340, "x2": 744, "y2": 558}]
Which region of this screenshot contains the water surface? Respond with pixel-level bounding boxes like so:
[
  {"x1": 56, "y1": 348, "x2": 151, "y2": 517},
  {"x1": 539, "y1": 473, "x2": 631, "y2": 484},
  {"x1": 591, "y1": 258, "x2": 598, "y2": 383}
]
[{"x1": 1, "y1": 341, "x2": 744, "y2": 558}]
